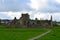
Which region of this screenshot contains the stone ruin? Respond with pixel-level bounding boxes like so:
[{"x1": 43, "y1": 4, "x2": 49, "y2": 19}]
[{"x1": 7, "y1": 13, "x2": 53, "y2": 28}]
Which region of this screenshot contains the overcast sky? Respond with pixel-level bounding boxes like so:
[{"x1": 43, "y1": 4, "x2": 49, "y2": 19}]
[{"x1": 0, "y1": 0, "x2": 60, "y2": 21}]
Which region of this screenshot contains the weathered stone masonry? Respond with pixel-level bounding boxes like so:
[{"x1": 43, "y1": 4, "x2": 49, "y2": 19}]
[{"x1": 7, "y1": 13, "x2": 53, "y2": 28}]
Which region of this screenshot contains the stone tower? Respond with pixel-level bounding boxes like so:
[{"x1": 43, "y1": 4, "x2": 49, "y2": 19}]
[
  {"x1": 51, "y1": 15, "x2": 52, "y2": 21},
  {"x1": 51, "y1": 15, "x2": 53, "y2": 27},
  {"x1": 20, "y1": 13, "x2": 30, "y2": 28},
  {"x1": 13, "y1": 17, "x2": 17, "y2": 24}
]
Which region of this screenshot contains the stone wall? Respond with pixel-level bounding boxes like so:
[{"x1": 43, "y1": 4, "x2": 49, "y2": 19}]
[{"x1": 7, "y1": 13, "x2": 52, "y2": 28}]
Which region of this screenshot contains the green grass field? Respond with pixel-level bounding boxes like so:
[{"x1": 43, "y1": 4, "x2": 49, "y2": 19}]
[
  {"x1": 37, "y1": 26, "x2": 60, "y2": 40},
  {"x1": 0, "y1": 25, "x2": 48, "y2": 40},
  {"x1": 0, "y1": 25, "x2": 60, "y2": 40}
]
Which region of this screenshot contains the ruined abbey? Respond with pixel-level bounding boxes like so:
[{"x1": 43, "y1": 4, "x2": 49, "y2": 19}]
[{"x1": 7, "y1": 13, "x2": 53, "y2": 28}]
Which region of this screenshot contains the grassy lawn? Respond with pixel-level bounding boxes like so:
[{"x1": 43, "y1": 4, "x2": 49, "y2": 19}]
[
  {"x1": 37, "y1": 26, "x2": 60, "y2": 40},
  {"x1": 0, "y1": 25, "x2": 49, "y2": 40}
]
